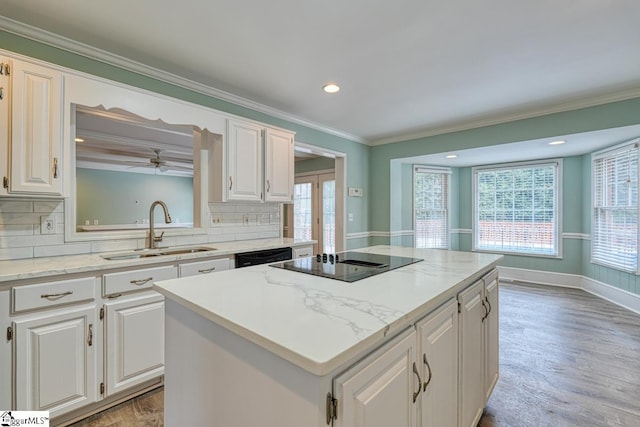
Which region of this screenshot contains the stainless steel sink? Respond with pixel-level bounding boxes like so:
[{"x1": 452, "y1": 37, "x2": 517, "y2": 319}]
[{"x1": 101, "y1": 246, "x2": 216, "y2": 260}]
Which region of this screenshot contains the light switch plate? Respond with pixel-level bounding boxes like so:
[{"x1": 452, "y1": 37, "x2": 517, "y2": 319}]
[{"x1": 348, "y1": 187, "x2": 363, "y2": 197}]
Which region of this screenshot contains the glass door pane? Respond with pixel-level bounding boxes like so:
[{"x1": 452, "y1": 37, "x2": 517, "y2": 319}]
[
  {"x1": 322, "y1": 179, "x2": 336, "y2": 253},
  {"x1": 293, "y1": 182, "x2": 313, "y2": 241}
]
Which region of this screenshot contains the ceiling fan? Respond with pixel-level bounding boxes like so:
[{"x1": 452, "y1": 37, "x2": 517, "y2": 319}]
[{"x1": 124, "y1": 148, "x2": 193, "y2": 174}]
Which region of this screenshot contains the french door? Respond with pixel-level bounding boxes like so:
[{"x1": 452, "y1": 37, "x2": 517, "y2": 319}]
[{"x1": 293, "y1": 173, "x2": 335, "y2": 254}]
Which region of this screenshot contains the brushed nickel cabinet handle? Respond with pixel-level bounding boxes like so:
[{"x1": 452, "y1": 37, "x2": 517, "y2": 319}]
[
  {"x1": 422, "y1": 353, "x2": 432, "y2": 391},
  {"x1": 198, "y1": 267, "x2": 216, "y2": 274},
  {"x1": 130, "y1": 277, "x2": 153, "y2": 285},
  {"x1": 266, "y1": 179, "x2": 271, "y2": 192},
  {"x1": 412, "y1": 361, "x2": 422, "y2": 403},
  {"x1": 53, "y1": 158, "x2": 59, "y2": 179},
  {"x1": 88, "y1": 324, "x2": 93, "y2": 346},
  {"x1": 41, "y1": 291, "x2": 73, "y2": 299},
  {"x1": 229, "y1": 176, "x2": 233, "y2": 190}
]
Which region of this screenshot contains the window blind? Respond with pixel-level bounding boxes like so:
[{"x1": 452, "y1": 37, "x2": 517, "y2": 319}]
[
  {"x1": 592, "y1": 143, "x2": 639, "y2": 273},
  {"x1": 414, "y1": 167, "x2": 450, "y2": 249},
  {"x1": 474, "y1": 162, "x2": 559, "y2": 256}
]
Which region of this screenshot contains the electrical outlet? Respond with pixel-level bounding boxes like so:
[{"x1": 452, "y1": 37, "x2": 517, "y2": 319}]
[
  {"x1": 211, "y1": 215, "x2": 222, "y2": 224},
  {"x1": 40, "y1": 216, "x2": 55, "y2": 234}
]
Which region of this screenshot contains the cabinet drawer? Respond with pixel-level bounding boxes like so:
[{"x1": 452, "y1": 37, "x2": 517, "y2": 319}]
[
  {"x1": 103, "y1": 265, "x2": 177, "y2": 296},
  {"x1": 293, "y1": 245, "x2": 313, "y2": 258},
  {"x1": 12, "y1": 277, "x2": 96, "y2": 313},
  {"x1": 179, "y1": 258, "x2": 230, "y2": 277}
]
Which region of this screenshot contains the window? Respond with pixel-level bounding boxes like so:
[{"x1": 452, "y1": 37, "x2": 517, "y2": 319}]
[
  {"x1": 592, "y1": 142, "x2": 639, "y2": 273},
  {"x1": 414, "y1": 166, "x2": 450, "y2": 249},
  {"x1": 473, "y1": 160, "x2": 561, "y2": 256}
]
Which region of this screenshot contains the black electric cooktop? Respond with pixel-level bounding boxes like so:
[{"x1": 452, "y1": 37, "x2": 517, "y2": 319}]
[{"x1": 270, "y1": 251, "x2": 423, "y2": 283}]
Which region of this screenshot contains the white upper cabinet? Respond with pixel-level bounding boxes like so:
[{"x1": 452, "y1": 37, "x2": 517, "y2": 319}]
[
  {"x1": 4, "y1": 59, "x2": 63, "y2": 196},
  {"x1": 209, "y1": 118, "x2": 295, "y2": 203},
  {"x1": 226, "y1": 119, "x2": 264, "y2": 202},
  {"x1": 264, "y1": 127, "x2": 294, "y2": 202},
  {"x1": 0, "y1": 56, "x2": 9, "y2": 195}
]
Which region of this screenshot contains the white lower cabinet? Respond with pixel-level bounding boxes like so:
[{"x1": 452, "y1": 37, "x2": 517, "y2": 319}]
[
  {"x1": 458, "y1": 272, "x2": 499, "y2": 427},
  {"x1": 178, "y1": 257, "x2": 231, "y2": 277},
  {"x1": 332, "y1": 270, "x2": 498, "y2": 427},
  {"x1": 417, "y1": 299, "x2": 459, "y2": 427},
  {"x1": 293, "y1": 245, "x2": 313, "y2": 259},
  {"x1": 103, "y1": 292, "x2": 164, "y2": 396},
  {"x1": 333, "y1": 328, "x2": 418, "y2": 427},
  {"x1": 13, "y1": 306, "x2": 98, "y2": 417}
]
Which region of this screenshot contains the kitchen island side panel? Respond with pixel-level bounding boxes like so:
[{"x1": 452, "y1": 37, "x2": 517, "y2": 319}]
[{"x1": 164, "y1": 299, "x2": 330, "y2": 427}]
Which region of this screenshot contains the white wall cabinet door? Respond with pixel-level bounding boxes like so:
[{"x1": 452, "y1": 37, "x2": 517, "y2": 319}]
[
  {"x1": 416, "y1": 299, "x2": 458, "y2": 427},
  {"x1": 226, "y1": 119, "x2": 263, "y2": 202},
  {"x1": 458, "y1": 279, "x2": 485, "y2": 427},
  {"x1": 484, "y1": 272, "x2": 499, "y2": 401},
  {"x1": 13, "y1": 307, "x2": 98, "y2": 417},
  {"x1": 264, "y1": 127, "x2": 294, "y2": 202},
  {"x1": 0, "y1": 57, "x2": 10, "y2": 196},
  {"x1": 104, "y1": 292, "x2": 164, "y2": 396},
  {"x1": 333, "y1": 328, "x2": 418, "y2": 427},
  {"x1": 9, "y1": 59, "x2": 63, "y2": 195}
]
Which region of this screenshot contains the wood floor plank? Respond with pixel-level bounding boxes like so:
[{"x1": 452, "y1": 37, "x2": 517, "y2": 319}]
[{"x1": 68, "y1": 282, "x2": 640, "y2": 426}]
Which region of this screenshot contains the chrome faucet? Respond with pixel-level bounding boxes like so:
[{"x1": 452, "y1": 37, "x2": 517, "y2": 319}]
[{"x1": 148, "y1": 200, "x2": 172, "y2": 249}]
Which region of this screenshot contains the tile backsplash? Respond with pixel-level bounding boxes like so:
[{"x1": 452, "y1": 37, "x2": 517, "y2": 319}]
[{"x1": 0, "y1": 199, "x2": 281, "y2": 261}]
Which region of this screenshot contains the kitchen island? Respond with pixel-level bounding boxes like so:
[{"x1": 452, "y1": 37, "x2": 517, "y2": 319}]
[{"x1": 153, "y1": 246, "x2": 502, "y2": 427}]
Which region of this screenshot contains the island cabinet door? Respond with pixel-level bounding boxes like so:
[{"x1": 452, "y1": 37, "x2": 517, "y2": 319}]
[
  {"x1": 333, "y1": 327, "x2": 418, "y2": 427},
  {"x1": 104, "y1": 292, "x2": 164, "y2": 396},
  {"x1": 483, "y1": 271, "x2": 499, "y2": 401},
  {"x1": 416, "y1": 299, "x2": 459, "y2": 427},
  {"x1": 458, "y1": 279, "x2": 486, "y2": 427}
]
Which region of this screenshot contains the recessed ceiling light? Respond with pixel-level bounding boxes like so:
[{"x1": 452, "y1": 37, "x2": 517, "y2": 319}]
[
  {"x1": 322, "y1": 83, "x2": 340, "y2": 94},
  {"x1": 548, "y1": 140, "x2": 566, "y2": 145},
  {"x1": 75, "y1": 137, "x2": 84, "y2": 143},
  {"x1": 446, "y1": 154, "x2": 457, "y2": 159}
]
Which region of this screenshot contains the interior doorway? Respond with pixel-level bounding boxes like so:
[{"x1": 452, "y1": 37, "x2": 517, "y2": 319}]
[{"x1": 283, "y1": 142, "x2": 345, "y2": 254}]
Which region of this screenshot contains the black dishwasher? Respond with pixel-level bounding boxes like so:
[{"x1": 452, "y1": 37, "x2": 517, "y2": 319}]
[{"x1": 235, "y1": 247, "x2": 293, "y2": 268}]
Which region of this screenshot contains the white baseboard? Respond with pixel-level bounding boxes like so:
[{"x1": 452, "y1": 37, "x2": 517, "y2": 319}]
[{"x1": 498, "y1": 266, "x2": 640, "y2": 315}]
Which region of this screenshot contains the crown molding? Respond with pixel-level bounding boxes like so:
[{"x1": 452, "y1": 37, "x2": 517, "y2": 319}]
[
  {"x1": 0, "y1": 16, "x2": 365, "y2": 145},
  {"x1": 370, "y1": 86, "x2": 640, "y2": 146}
]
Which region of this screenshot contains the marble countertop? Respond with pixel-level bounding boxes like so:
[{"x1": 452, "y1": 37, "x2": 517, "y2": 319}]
[
  {"x1": 153, "y1": 245, "x2": 502, "y2": 376},
  {"x1": 0, "y1": 238, "x2": 313, "y2": 284}
]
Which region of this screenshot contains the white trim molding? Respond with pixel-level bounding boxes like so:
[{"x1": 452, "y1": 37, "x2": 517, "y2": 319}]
[
  {"x1": 562, "y1": 233, "x2": 590, "y2": 240},
  {"x1": 345, "y1": 230, "x2": 414, "y2": 240},
  {"x1": 452, "y1": 228, "x2": 472, "y2": 234},
  {"x1": 499, "y1": 266, "x2": 640, "y2": 315},
  {"x1": 0, "y1": 16, "x2": 364, "y2": 144}
]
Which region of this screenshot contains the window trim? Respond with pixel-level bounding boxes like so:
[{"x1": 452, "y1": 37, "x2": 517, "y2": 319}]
[
  {"x1": 412, "y1": 165, "x2": 452, "y2": 250},
  {"x1": 472, "y1": 159, "x2": 563, "y2": 258},
  {"x1": 590, "y1": 139, "x2": 640, "y2": 274}
]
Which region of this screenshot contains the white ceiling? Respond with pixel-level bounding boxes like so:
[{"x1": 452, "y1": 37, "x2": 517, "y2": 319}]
[{"x1": 1, "y1": 0, "x2": 640, "y2": 146}]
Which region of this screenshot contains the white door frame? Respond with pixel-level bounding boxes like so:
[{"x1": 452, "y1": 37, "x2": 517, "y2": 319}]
[{"x1": 294, "y1": 142, "x2": 346, "y2": 252}]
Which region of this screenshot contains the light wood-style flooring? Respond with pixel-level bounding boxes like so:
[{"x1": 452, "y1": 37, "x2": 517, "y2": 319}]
[{"x1": 68, "y1": 282, "x2": 640, "y2": 427}]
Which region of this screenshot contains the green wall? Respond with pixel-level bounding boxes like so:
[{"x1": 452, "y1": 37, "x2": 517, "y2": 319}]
[
  {"x1": 76, "y1": 169, "x2": 193, "y2": 226},
  {"x1": 376, "y1": 107, "x2": 640, "y2": 296}
]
